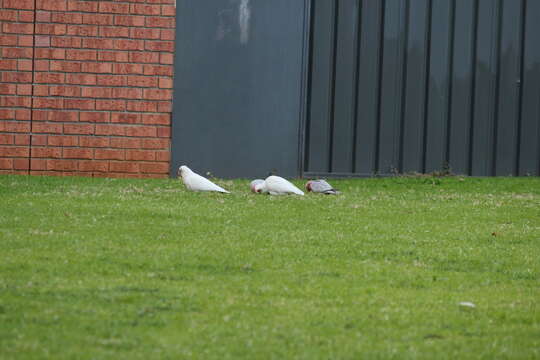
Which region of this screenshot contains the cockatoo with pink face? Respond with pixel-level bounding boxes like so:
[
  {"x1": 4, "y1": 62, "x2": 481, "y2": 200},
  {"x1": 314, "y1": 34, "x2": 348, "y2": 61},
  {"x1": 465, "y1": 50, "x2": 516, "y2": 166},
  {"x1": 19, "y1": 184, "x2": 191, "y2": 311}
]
[
  {"x1": 305, "y1": 179, "x2": 340, "y2": 195},
  {"x1": 253, "y1": 175, "x2": 304, "y2": 196},
  {"x1": 177, "y1": 165, "x2": 230, "y2": 193},
  {"x1": 250, "y1": 179, "x2": 266, "y2": 193}
]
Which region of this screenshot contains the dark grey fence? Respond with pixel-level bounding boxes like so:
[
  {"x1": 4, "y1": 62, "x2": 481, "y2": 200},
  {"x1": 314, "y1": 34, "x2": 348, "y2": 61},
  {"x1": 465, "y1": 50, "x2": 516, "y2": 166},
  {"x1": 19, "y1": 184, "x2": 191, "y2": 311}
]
[{"x1": 304, "y1": 0, "x2": 540, "y2": 177}]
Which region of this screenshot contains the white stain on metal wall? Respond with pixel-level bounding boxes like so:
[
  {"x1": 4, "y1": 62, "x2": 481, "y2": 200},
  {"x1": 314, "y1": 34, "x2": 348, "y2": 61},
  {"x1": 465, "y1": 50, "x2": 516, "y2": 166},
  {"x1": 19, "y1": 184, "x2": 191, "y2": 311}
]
[{"x1": 238, "y1": 0, "x2": 250, "y2": 44}]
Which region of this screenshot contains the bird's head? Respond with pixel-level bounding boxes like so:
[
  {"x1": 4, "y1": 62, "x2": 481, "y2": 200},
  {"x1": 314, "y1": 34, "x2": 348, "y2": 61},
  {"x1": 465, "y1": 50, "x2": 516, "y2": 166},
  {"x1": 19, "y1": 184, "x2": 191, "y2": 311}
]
[
  {"x1": 305, "y1": 180, "x2": 313, "y2": 192},
  {"x1": 253, "y1": 182, "x2": 265, "y2": 194},
  {"x1": 250, "y1": 179, "x2": 264, "y2": 193},
  {"x1": 177, "y1": 165, "x2": 190, "y2": 178}
]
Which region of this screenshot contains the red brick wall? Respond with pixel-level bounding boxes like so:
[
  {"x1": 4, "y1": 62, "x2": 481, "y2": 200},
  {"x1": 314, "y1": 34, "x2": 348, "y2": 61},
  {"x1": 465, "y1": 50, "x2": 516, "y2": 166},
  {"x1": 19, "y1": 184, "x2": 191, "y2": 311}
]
[{"x1": 0, "y1": 0, "x2": 175, "y2": 178}]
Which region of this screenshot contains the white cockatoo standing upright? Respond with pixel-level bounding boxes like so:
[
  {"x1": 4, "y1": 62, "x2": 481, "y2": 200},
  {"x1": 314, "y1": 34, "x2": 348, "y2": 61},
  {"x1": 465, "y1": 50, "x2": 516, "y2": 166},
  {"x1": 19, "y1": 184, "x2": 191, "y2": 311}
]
[
  {"x1": 250, "y1": 179, "x2": 266, "y2": 193},
  {"x1": 305, "y1": 179, "x2": 340, "y2": 195},
  {"x1": 253, "y1": 175, "x2": 304, "y2": 196},
  {"x1": 177, "y1": 165, "x2": 230, "y2": 193}
]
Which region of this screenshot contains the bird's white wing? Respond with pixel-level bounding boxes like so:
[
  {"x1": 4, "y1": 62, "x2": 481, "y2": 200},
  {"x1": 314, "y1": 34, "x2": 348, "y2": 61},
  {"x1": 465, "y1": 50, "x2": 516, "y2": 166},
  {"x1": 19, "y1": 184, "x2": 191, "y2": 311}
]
[
  {"x1": 266, "y1": 176, "x2": 304, "y2": 195},
  {"x1": 186, "y1": 172, "x2": 230, "y2": 193}
]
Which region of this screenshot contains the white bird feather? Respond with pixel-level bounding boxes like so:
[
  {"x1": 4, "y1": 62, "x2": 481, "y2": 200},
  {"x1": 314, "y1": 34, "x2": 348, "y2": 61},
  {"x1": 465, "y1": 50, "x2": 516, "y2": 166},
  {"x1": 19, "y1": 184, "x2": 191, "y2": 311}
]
[
  {"x1": 255, "y1": 175, "x2": 304, "y2": 195},
  {"x1": 178, "y1": 165, "x2": 230, "y2": 193}
]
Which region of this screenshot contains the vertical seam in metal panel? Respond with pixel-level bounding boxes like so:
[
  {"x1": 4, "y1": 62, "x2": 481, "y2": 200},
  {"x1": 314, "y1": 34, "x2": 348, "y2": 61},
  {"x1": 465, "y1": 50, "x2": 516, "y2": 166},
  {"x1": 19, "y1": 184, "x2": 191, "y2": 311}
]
[
  {"x1": 445, "y1": 0, "x2": 456, "y2": 170},
  {"x1": 491, "y1": 0, "x2": 503, "y2": 176},
  {"x1": 468, "y1": 0, "x2": 480, "y2": 176},
  {"x1": 302, "y1": 0, "x2": 315, "y2": 175},
  {"x1": 398, "y1": 0, "x2": 410, "y2": 173},
  {"x1": 351, "y1": 0, "x2": 363, "y2": 174},
  {"x1": 421, "y1": 0, "x2": 433, "y2": 174},
  {"x1": 374, "y1": 0, "x2": 386, "y2": 175},
  {"x1": 516, "y1": 0, "x2": 526, "y2": 175},
  {"x1": 328, "y1": 0, "x2": 339, "y2": 173}
]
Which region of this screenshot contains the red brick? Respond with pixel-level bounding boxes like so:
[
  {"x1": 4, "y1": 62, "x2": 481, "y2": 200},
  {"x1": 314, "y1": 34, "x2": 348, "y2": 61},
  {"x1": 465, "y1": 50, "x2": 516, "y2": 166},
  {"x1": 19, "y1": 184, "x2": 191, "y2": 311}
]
[
  {"x1": 17, "y1": 84, "x2": 32, "y2": 95},
  {"x1": 67, "y1": 1, "x2": 98, "y2": 12},
  {"x1": 4, "y1": 0, "x2": 34, "y2": 9},
  {"x1": 0, "y1": 84, "x2": 16, "y2": 95},
  {"x1": 159, "y1": 77, "x2": 173, "y2": 89},
  {"x1": 63, "y1": 148, "x2": 93, "y2": 159},
  {"x1": 64, "y1": 99, "x2": 96, "y2": 110},
  {"x1": 98, "y1": 51, "x2": 129, "y2": 63},
  {"x1": 126, "y1": 101, "x2": 157, "y2": 112},
  {"x1": 113, "y1": 63, "x2": 143, "y2": 75},
  {"x1": 51, "y1": 12, "x2": 83, "y2": 24},
  {"x1": 96, "y1": 99, "x2": 126, "y2": 111},
  {"x1": 160, "y1": 29, "x2": 175, "y2": 41},
  {"x1": 48, "y1": 135, "x2": 78, "y2": 146},
  {"x1": 50, "y1": 60, "x2": 82, "y2": 73},
  {"x1": 34, "y1": 60, "x2": 49, "y2": 71},
  {"x1": 114, "y1": 15, "x2": 144, "y2": 27},
  {"x1": 66, "y1": 49, "x2": 97, "y2": 61},
  {"x1": 79, "y1": 136, "x2": 109, "y2": 147},
  {"x1": 43, "y1": 111, "x2": 78, "y2": 122},
  {"x1": 97, "y1": 74, "x2": 127, "y2": 86},
  {"x1": 95, "y1": 149, "x2": 124, "y2": 160},
  {"x1": 143, "y1": 89, "x2": 172, "y2": 100},
  {"x1": 30, "y1": 159, "x2": 47, "y2": 171},
  {"x1": 78, "y1": 160, "x2": 108, "y2": 172},
  {"x1": 82, "y1": 38, "x2": 114, "y2": 50},
  {"x1": 0, "y1": 59, "x2": 17, "y2": 71},
  {"x1": 157, "y1": 126, "x2": 170, "y2": 138},
  {"x1": 0, "y1": 96, "x2": 32, "y2": 108},
  {"x1": 34, "y1": 72, "x2": 64, "y2": 84},
  {"x1": 35, "y1": 48, "x2": 65, "y2": 59},
  {"x1": 32, "y1": 147, "x2": 62, "y2": 158},
  {"x1": 30, "y1": 135, "x2": 47, "y2": 146},
  {"x1": 0, "y1": 159, "x2": 14, "y2": 170},
  {"x1": 0, "y1": 34, "x2": 18, "y2": 46},
  {"x1": 145, "y1": 16, "x2": 175, "y2": 28},
  {"x1": 32, "y1": 109, "x2": 48, "y2": 120},
  {"x1": 130, "y1": 28, "x2": 160, "y2": 40},
  {"x1": 95, "y1": 124, "x2": 125, "y2": 136},
  {"x1": 66, "y1": 73, "x2": 96, "y2": 85},
  {"x1": 64, "y1": 124, "x2": 94, "y2": 135},
  {"x1": 99, "y1": 2, "x2": 129, "y2": 14},
  {"x1": 125, "y1": 126, "x2": 157, "y2": 138},
  {"x1": 0, "y1": 10, "x2": 17, "y2": 21},
  {"x1": 155, "y1": 151, "x2": 170, "y2": 163},
  {"x1": 114, "y1": 39, "x2": 144, "y2": 51},
  {"x1": 51, "y1": 36, "x2": 82, "y2": 48},
  {"x1": 129, "y1": 51, "x2": 159, "y2": 64},
  {"x1": 0, "y1": 109, "x2": 15, "y2": 120},
  {"x1": 18, "y1": 35, "x2": 34, "y2": 47},
  {"x1": 82, "y1": 13, "x2": 113, "y2": 25},
  {"x1": 81, "y1": 87, "x2": 113, "y2": 98},
  {"x1": 36, "y1": 10, "x2": 51, "y2": 22},
  {"x1": 67, "y1": 25, "x2": 98, "y2": 37},
  {"x1": 111, "y1": 113, "x2": 141, "y2": 124},
  {"x1": 112, "y1": 88, "x2": 142, "y2": 99},
  {"x1": 161, "y1": 5, "x2": 176, "y2": 16},
  {"x1": 80, "y1": 62, "x2": 112, "y2": 74},
  {"x1": 143, "y1": 64, "x2": 173, "y2": 76},
  {"x1": 1, "y1": 72, "x2": 32, "y2": 83},
  {"x1": 110, "y1": 137, "x2": 141, "y2": 149},
  {"x1": 17, "y1": 59, "x2": 33, "y2": 71},
  {"x1": 142, "y1": 114, "x2": 170, "y2": 125},
  {"x1": 100, "y1": 26, "x2": 129, "y2": 38},
  {"x1": 157, "y1": 101, "x2": 172, "y2": 113},
  {"x1": 145, "y1": 40, "x2": 174, "y2": 52},
  {"x1": 15, "y1": 109, "x2": 31, "y2": 120},
  {"x1": 140, "y1": 162, "x2": 169, "y2": 174},
  {"x1": 13, "y1": 158, "x2": 29, "y2": 170},
  {"x1": 14, "y1": 134, "x2": 30, "y2": 145},
  {"x1": 0, "y1": 146, "x2": 29, "y2": 157},
  {"x1": 126, "y1": 150, "x2": 155, "y2": 161},
  {"x1": 80, "y1": 111, "x2": 110, "y2": 123},
  {"x1": 3, "y1": 47, "x2": 33, "y2": 59},
  {"x1": 110, "y1": 161, "x2": 140, "y2": 173},
  {"x1": 35, "y1": 36, "x2": 51, "y2": 47},
  {"x1": 47, "y1": 159, "x2": 78, "y2": 171},
  {"x1": 36, "y1": 0, "x2": 67, "y2": 11},
  {"x1": 0, "y1": 121, "x2": 31, "y2": 133},
  {"x1": 48, "y1": 85, "x2": 81, "y2": 97},
  {"x1": 0, "y1": 134, "x2": 14, "y2": 145},
  {"x1": 18, "y1": 10, "x2": 35, "y2": 22},
  {"x1": 147, "y1": 0, "x2": 175, "y2": 3},
  {"x1": 36, "y1": 23, "x2": 67, "y2": 35},
  {"x1": 127, "y1": 75, "x2": 157, "y2": 88},
  {"x1": 131, "y1": 4, "x2": 160, "y2": 15},
  {"x1": 2, "y1": 23, "x2": 33, "y2": 34}
]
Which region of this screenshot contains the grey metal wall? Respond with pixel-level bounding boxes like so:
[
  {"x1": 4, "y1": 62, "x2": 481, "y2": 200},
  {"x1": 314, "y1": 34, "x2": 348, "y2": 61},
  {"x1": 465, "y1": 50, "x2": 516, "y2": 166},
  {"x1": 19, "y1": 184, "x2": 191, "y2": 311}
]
[{"x1": 304, "y1": 0, "x2": 540, "y2": 177}]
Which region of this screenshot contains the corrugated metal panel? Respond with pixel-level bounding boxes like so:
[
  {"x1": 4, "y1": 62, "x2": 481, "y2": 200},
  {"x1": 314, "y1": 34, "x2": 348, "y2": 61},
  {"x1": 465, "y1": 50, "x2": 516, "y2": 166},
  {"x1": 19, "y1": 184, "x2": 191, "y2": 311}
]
[{"x1": 304, "y1": 0, "x2": 540, "y2": 177}]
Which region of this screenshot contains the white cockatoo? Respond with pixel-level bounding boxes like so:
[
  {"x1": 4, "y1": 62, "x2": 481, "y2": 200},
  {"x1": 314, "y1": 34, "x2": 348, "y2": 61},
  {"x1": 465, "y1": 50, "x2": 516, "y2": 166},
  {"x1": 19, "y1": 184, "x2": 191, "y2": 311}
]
[
  {"x1": 305, "y1": 179, "x2": 340, "y2": 195},
  {"x1": 250, "y1": 179, "x2": 266, "y2": 193},
  {"x1": 177, "y1": 165, "x2": 230, "y2": 193},
  {"x1": 253, "y1": 175, "x2": 304, "y2": 196}
]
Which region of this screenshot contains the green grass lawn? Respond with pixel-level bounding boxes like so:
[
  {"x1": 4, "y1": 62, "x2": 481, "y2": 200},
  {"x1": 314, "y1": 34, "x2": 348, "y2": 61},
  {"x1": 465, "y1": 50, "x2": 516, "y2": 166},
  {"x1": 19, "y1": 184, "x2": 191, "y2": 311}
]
[{"x1": 0, "y1": 174, "x2": 539, "y2": 359}]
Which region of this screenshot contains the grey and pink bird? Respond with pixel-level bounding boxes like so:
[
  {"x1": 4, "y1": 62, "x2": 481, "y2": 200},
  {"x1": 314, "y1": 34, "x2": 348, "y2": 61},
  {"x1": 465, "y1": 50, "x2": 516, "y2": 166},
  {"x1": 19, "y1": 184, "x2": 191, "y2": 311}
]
[{"x1": 305, "y1": 179, "x2": 340, "y2": 195}]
